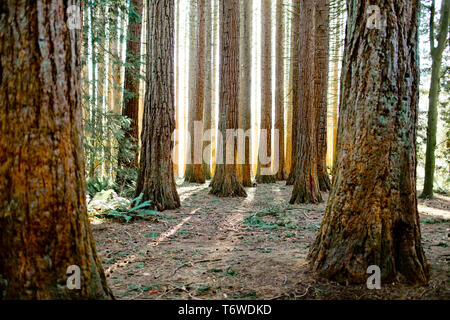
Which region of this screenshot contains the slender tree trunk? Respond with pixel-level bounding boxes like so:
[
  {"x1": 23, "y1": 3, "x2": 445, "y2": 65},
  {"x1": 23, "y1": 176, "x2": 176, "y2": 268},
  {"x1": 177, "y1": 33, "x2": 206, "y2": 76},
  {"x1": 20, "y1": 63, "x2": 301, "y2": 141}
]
[
  {"x1": 286, "y1": 0, "x2": 300, "y2": 185},
  {"x1": 0, "y1": 0, "x2": 113, "y2": 299},
  {"x1": 275, "y1": 0, "x2": 286, "y2": 181},
  {"x1": 314, "y1": 0, "x2": 331, "y2": 191},
  {"x1": 211, "y1": 0, "x2": 219, "y2": 177},
  {"x1": 238, "y1": 0, "x2": 253, "y2": 187},
  {"x1": 256, "y1": 0, "x2": 276, "y2": 184},
  {"x1": 421, "y1": 0, "x2": 449, "y2": 199},
  {"x1": 210, "y1": 0, "x2": 247, "y2": 198},
  {"x1": 289, "y1": 0, "x2": 322, "y2": 204},
  {"x1": 202, "y1": 0, "x2": 213, "y2": 180},
  {"x1": 285, "y1": 1, "x2": 294, "y2": 177},
  {"x1": 309, "y1": 0, "x2": 430, "y2": 285},
  {"x1": 136, "y1": 0, "x2": 180, "y2": 211},
  {"x1": 117, "y1": 0, "x2": 143, "y2": 184}
]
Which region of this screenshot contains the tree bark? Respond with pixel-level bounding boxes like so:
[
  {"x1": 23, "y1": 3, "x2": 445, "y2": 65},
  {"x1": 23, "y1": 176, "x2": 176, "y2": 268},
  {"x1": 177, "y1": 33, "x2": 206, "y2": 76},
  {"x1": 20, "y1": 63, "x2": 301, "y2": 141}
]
[
  {"x1": 210, "y1": 0, "x2": 247, "y2": 198},
  {"x1": 117, "y1": 0, "x2": 143, "y2": 184},
  {"x1": 309, "y1": 0, "x2": 430, "y2": 284},
  {"x1": 290, "y1": 0, "x2": 322, "y2": 204},
  {"x1": 256, "y1": 0, "x2": 276, "y2": 184},
  {"x1": 421, "y1": 0, "x2": 449, "y2": 199},
  {"x1": 314, "y1": 0, "x2": 331, "y2": 191},
  {"x1": 237, "y1": 0, "x2": 253, "y2": 187},
  {"x1": 275, "y1": 0, "x2": 286, "y2": 181},
  {"x1": 286, "y1": 0, "x2": 300, "y2": 186},
  {"x1": 0, "y1": 0, "x2": 113, "y2": 299},
  {"x1": 136, "y1": 0, "x2": 180, "y2": 211}
]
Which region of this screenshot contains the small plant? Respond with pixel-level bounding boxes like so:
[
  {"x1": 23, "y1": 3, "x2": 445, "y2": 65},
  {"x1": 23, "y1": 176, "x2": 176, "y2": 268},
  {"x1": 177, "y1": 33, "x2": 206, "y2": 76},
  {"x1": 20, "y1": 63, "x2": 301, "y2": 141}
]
[{"x1": 106, "y1": 193, "x2": 159, "y2": 223}]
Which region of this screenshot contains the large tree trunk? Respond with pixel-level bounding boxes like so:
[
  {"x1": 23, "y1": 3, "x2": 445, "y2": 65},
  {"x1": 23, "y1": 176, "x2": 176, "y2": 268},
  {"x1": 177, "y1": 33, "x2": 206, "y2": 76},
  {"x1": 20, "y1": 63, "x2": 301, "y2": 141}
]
[
  {"x1": 309, "y1": 0, "x2": 430, "y2": 284},
  {"x1": 286, "y1": 0, "x2": 300, "y2": 186},
  {"x1": 290, "y1": 0, "x2": 322, "y2": 204},
  {"x1": 202, "y1": 0, "x2": 213, "y2": 180},
  {"x1": 421, "y1": 0, "x2": 449, "y2": 199},
  {"x1": 210, "y1": 0, "x2": 247, "y2": 198},
  {"x1": 136, "y1": 0, "x2": 180, "y2": 211},
  {"x1": 117, "y1": 0, "x2": 143, "y2": 184},
  {"x1": 274, "y1": 0, "x2": 286, "y2": 181},
  {"x1": 314, "y1": 0, "x2": 331, "y2": 191},
  {"x1": 0, "y1": 0, "x2": 113, "y2": 299},
  {"x1": 256, "y1": 0, "x2": 276, "y2": 184},
  {"x1": 237, "y1": 0, "x2": 253, "y2": 187}
]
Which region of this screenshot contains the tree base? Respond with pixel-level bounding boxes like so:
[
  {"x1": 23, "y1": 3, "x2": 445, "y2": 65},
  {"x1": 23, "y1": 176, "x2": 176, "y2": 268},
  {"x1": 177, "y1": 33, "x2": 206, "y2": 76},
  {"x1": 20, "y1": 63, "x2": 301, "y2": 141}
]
[
  {"x1": 210, "y1": 165, "x2": 247, "y2": 197},
  {"x1": 184, "y1": 164, "x2": 206, "y2": 184},
  {"x1": 289, "y1": 179, "x2": 322, "y2": 204},
  {"x1": 255, "y1": 174, "x2": 276, "y2": 184}
]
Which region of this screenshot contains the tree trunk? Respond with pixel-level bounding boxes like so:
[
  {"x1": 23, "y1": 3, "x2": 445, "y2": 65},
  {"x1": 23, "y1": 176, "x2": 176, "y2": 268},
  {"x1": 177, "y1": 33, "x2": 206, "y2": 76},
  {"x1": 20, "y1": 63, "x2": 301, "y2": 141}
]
[
  {"x1": 421, "y1": 0, "x2": 449, "y2": 199},
  {"x1": 117, "y1": 0, "x2": 143, "y2": 184},
  {"x1": 309, "y1": 0, "x2": 430, "y2": 285},
  {"x1": 202, "y1": 0, "x2": 213, "y2": 180},
  {"x1": 256, "y1": 0, "x2": 276, "y2": 184},
  {"x1": 136, "y1": 0, "x2": 180, "y2": 211},
  {"x1": 185, "y1": 0, "x2": 204, "y2": 182},
  {"x1": 290, "y1": 0, "x2": 322, "y2": 204},
  {"x1": 286, "y1": 0, "x2": 300, "y2": 185},
  {"x1": 314, "y1": 0, "x2": 331, "y2": 191},
  {"x1": 274, "y1": 0, "x2": 286, "y2": 181},
  {"x1": 0, "y1": 0, "x2": 113, "y2": 299},
  {"x1": 210, "y1": 0, "x2": 247, "y2": 198},
  {"x1": 237, "y1": 0, "x2": 253, "y2": 187}
]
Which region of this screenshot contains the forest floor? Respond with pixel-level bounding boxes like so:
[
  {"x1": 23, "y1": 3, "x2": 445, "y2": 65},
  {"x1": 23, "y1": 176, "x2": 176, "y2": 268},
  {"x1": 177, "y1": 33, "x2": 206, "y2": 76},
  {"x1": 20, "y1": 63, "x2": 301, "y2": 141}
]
[{"x1": 91, "y1": 181, "x2": 450, "y2": 300}]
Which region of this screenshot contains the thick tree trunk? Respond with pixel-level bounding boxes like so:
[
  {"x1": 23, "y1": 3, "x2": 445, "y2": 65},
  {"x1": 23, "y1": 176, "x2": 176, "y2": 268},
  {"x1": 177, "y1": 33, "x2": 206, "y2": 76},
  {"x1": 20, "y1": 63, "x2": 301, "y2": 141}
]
[
  {"x1": 421, "y1": 0, "x2": 449, "y2": 199},
  {"x1": 309, "y1": 0, "x2": 430, "y2": 284},
  {"x1": 0, "y1": 0, "x2": 113, "y2": 299},
  {"x1": 290, "y1": 0, "x2": 322, "y2": 204},
  {"x1": 117, "y1": 0, "x2": 143, "y2": 184},
  {"x1": 256, "y1": 0, "x2": 276, "y2": 184},
  {"x1": 274, "y1": 0, "x2": 286, "y2": 181},
  {"x1": 210, "y1": 0, "x2": 247, "y2": 198},
  {"x1": 136, "y1": 0, "x2": 180, "y2": 211},
  {"x1": 202, "y1": 0, "x2": 213, "y2": 180},
  {"x1": 314, "y1": 0, "x2": 331, "y2": 191},
  {"x1": 286, "y1": 0, "x2": 300, "y2": 186},
  {"x1": 237, "y1": 0, "x2": 253, "y2": 187}
]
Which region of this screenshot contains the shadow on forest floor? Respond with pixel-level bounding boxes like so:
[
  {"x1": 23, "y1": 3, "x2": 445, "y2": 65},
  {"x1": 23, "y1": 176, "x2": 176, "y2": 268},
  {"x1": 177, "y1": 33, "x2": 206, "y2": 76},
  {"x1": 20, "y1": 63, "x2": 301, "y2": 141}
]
[{"x1": 90, "y1": 182, "x2": 450, "y2": 300}]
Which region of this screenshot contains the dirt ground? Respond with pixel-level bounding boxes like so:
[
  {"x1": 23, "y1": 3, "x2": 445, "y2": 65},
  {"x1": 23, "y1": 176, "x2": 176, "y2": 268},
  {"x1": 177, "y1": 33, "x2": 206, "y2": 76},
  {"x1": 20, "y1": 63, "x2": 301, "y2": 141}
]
[{"x1": 91, "y1": 182, "x2": 450, "y2": 300}]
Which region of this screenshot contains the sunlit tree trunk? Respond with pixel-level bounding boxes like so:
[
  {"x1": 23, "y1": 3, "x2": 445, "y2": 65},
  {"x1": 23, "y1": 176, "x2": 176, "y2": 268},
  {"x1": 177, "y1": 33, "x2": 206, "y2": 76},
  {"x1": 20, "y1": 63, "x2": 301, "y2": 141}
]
[
  {"x1": 289, "y1": 0, "x2": 322, "y2": 204},
  {"x1": 275, "y1": 0, "x2": 286, "y2": 181},
  {"x1": 314, "y1": 0, "x2": 331, "y2": 191},
  {"x1": 237, "y1": 0, "x2": 253, "y2": 187},
  {"x1": 256, "y1": 0, "x2": 276, "y2": 184},
  {"x1": 0, "y1": 0, "x2": 113, "y2": 299},
  {"x1": 210, "y1": 0, "x2": 247, "y2": 197},
  {"x1": 310, "y1": 0, "x2": 430, "y2": 284},
  {"x1": 136, "y1": 0, "x2": 180, "y2": 211}
]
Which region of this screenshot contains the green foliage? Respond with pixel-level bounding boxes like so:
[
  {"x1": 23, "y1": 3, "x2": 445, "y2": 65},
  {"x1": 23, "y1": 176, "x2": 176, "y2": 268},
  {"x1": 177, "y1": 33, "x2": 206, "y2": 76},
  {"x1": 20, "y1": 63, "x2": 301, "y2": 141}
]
[{"x1": 106, "y1": 193, "x2": 158, "y2": 223}]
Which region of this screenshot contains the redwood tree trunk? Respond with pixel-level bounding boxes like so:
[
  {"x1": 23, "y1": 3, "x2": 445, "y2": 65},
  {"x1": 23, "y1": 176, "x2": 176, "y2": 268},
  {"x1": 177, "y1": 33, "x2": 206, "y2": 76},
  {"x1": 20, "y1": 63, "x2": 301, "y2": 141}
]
[
  {"x1": 314, "y1": 0, "x2": 331, "y2": 191},
  {"x1": 256, "y1": 0, "x2": 276, "y2": 184},
  {"x1": 136, "y1": 0, "x2": 180, "y2": 211},
  {"x1": 0, "y1": 0, "x2": 113, "y2": 299},
  {"x1": 210, "y1": 0, "x2": 247, "y2": 198},
  {"x1": 286, "y1": 0, "x2": 300, "y2": 186},
  {"x1": 290, "y1": 0, "x2": 322, "y2": 204},
  {"x1": 309, "y1": 0, "x2": 430, "y2": 284},
  {"x1": 237, "y1": 0, "x2": 253, "y2": 187},
  {"x1": 118, "y1": 0, "x2": 143, "y2": 183},
  {"x1": 274, "y1": 0, "x2": 286, "y2": 181}
]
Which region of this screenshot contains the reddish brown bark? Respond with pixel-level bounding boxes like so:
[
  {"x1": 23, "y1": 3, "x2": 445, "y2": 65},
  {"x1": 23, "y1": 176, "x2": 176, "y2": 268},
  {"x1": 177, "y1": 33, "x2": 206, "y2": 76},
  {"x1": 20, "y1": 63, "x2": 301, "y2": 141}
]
[
  {"x1": 210, "y1": 0, "x2": 247, "y2": 198},
  {"x1": 309, "y1": 0, "x2": 430, "y2": 284},
  {"x1": 256, "y1": 0, "x2": 276, "y2": 184},
  {"x1": 314, "y1": 0, "x2": 331, "y2": 191},
  {"x1": 289, "y1": 0, "x2": 322, "y2": 204},
  {"x1": 0, "y1": 1, "x2": 113, "y2": 299},
  {"x1": 136, "y1": 0, "x2": 180, "y2": 211}
]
